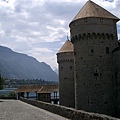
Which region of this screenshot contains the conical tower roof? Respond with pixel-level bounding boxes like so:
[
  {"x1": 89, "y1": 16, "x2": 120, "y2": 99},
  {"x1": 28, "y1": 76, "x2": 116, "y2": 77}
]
[
  {"x1": 72, "y1": 0, "x2": 119, "y2": 22},
  {"x1": 57, "y1": 40, "x2": 73, "y2": 54}
]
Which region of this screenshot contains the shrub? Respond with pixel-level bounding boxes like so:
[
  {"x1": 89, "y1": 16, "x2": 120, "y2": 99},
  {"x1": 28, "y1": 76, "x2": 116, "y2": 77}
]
[{"x1": 7, "y1": 92, "x2": 16, "y2": 98}]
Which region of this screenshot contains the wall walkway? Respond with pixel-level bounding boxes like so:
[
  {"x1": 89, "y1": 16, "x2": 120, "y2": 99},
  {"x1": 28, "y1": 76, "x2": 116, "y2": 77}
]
[
  {"x1": 0, "y1": 99, "x2": 68, "y2": 120},
  {"x1": 20, "y1": 97, "x2": 119, "y2": 120}
]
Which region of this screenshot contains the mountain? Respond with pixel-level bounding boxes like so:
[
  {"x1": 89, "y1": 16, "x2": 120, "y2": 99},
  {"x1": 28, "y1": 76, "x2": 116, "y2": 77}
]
[
  {"x1": 0, "y1": 45, "x2": 58, "y2": 81},
  {"x1": 54, "y1": 69, "x2": 58, "y2": 74}
]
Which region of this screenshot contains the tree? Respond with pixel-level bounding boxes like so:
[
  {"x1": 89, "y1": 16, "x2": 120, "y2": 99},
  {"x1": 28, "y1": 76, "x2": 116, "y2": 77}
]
[
  {"x1": 0, "y1": 74, "x2": 4, "y2": 90},
  {"x1": 7, "y1": 92, "x2": 16, "y2": 98}
]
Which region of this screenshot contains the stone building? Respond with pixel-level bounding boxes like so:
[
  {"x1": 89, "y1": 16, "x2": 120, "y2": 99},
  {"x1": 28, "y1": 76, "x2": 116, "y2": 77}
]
[
  {"x1": 57, "y1": 0, "x2": 120, "y2": 118},
  {"x1": 37, "y1": 85, "x2": 59, "y2": 104},
  {"x1": 14, "y1": 85, "x2": 59, "y2": 103}
]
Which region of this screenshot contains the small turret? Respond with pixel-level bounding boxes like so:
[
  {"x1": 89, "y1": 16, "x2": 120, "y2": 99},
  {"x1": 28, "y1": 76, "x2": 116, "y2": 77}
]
[{"x1": 57, "y1": 40, "x2": 75, "y2": 108}]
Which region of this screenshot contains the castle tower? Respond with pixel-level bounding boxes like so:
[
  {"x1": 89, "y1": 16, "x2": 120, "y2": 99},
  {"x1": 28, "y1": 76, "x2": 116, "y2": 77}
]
[
  {"x1": 112, "y1": 47, "x2": 120, "y2": 117},
  {"x1": 69, "y1": 0, "x2": 119, "y2": 116},
  {"x1": 57, "y1": 40, "x2": 75, "y2": 108}
]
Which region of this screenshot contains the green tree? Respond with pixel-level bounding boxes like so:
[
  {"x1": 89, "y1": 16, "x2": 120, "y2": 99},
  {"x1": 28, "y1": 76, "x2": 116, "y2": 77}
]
[
  {"x1": 0, "y1": 74, "x2": 4, "y2": 90},
  {"x1": 7, "y1": 92, "x2": 16, "y2": 98}
]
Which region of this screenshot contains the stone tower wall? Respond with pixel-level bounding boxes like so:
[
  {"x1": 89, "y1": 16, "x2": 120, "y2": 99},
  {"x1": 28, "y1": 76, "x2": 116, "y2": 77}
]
[
  {"x1": 70, "y1": 18, "x2": 118, "y2": 38},
  {"x1": 112, "y1": 50, "x2": 120, "y2": 117},
  {"x1": 69, "y1": 17, "x2": 118, "y2": 116},
  {"x1": 57, "y1": 52, "x2": 75, "y2": 108}
]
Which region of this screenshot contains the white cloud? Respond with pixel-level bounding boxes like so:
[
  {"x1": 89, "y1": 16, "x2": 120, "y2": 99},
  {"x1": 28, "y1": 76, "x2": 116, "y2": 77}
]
[{"x1": 0, "y1": 0, "x2": 119, "y2": 70}]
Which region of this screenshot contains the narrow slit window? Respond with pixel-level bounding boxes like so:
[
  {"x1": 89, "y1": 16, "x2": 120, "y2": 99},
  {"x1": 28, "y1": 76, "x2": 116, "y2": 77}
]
[
  {"x1": 61, "y1": 67, "x2": 63, "y2": 71},
  {"x1": 100, "y1": 18, "x2": 103, "y2": 22},
  {"x1": 89, "y1": 47, "x2": 94, "y2": 54},
  {"x1": 91, "y1": 49, "x2": 94, "y2": 53},
  {"x1": 64, "y1": 77, "x2": 67, "y2": 80},
  {"x1": 84, "y1": 18, "x2": 87, "y2": 22},
  {"x1": 70, "y1": 66, "x2": 72, "y2": 70},
  {"x1": 94, "y1": 73, "x2": 99, "y2": 76},
  {"x1": 74, "y1": 51, "x2": 76, "y2": 55},
  {"x1": 106, "y1": 47, "x2": 109, "y2": 54}
]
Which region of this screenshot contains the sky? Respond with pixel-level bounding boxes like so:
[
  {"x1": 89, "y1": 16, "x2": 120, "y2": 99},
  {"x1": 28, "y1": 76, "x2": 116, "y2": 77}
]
[{"x1": 0, "y1": 0, "x2": 120, "y2": 71}]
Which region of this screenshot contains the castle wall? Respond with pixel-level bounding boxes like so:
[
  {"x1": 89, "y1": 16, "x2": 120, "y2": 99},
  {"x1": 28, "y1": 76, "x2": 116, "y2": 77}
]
[
  {"x1": 112, "y1": 49, "x2": 120, "y2": 117},
  {"x1": 57, "y1": 52, "x2": 75, "y2": 108},
  {"x1": 70, "y1": 17, "x2": 118, "y2": 116},
  {"x1": 70, "y1": 18, "x2": 118, "y2": 39},
  {"x1": 20, "y1": 97, "x2": 118, "y2": 120}
]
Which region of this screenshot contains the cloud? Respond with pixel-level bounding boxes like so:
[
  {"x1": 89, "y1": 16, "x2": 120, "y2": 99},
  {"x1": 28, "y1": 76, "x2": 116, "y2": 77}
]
[{"x1": 0, "y1": 0, "x2": 119, "y2": 70}]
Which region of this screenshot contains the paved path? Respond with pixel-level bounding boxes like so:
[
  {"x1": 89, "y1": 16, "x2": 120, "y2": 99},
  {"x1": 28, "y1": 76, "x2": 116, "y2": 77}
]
[{"x1": 0, "y1": 99, "x2": 69, "y2": 120}]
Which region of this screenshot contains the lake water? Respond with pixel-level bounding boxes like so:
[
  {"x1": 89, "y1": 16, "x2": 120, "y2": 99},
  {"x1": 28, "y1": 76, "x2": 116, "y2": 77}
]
[
  {"x1": 0, "y1": 88, "x2": 36, "y2": 97},
  {"x1": 0, "y1": 88, "x2": 37, "y2": 100},
  {"x1": 0, "y1": 88, "x2": 59, "y2": 101},
  {"x1": 0, "y1": 88, "x2": 17, "y2": 96}
]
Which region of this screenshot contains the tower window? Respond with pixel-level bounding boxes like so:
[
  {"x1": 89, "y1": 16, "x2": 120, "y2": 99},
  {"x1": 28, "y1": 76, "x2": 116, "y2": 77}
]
[
  {"x1": 106, "y1": 47, "x2": 109, "y2": 54},
  {"x1": 64, "y1": 77, "x2": 67, "y2": 80},
  {"x1": 70, "y1": 66, "x2": 72, "y2": 70},
  {"x1": 100, "y1": 18, "x2": 103, "y2": 22},
  {"x1": 105, "y1": 102, "x2": 108, "y2": 104},
  {"x1": 94, "y1": 73, "x2": 99, "y2": 76},
  {"x1": 84, "y1": 18, "x2": 87, "y2": 22},
  {"x1": 89, "y1": 46, "x2": 94, "y2": 54},
  {"x1": 91, "y1": 49, "x2": 94, "y2": 53},
  {"x1": 61, "y1": 67, "x2": 63, "y2": 71},
  {"x1": 74, "y1": 51, "x2": 76, "y2": 55},
  {"x1": 76, "y1": 74, "x2": 78, "y2": 78},
  {"x1": 94, "y1": 69, "x2": 99, "y2": 76}
]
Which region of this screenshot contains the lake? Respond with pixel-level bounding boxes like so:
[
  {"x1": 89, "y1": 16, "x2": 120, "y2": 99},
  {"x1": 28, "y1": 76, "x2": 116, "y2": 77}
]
[
  {"x1": 0, "y1": 88, "x2": 17, "y2": 96},
  {"x1": 0, "y1": 88, "x2": 59, "y2": 101},
  {"x1": 0, "y1": 88, "x2": 36, "y2": 97}
]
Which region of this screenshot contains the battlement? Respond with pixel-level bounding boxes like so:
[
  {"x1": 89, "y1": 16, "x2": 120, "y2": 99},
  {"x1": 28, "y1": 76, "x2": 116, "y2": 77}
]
[
  {"x1": 57, "y1": 52, "x2": 74, "y2": 63},
  {"x1": 57, "y1": 59, "x2": 74, "y2": 64},
  {"x1": 71, "y1": 33, "x2": 114, "y2": 43}
]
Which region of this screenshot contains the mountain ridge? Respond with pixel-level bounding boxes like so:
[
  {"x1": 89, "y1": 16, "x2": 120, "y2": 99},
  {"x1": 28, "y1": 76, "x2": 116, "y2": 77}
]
[{"x1": 0, "y1": 45, "x2": 58, "y2": 81}]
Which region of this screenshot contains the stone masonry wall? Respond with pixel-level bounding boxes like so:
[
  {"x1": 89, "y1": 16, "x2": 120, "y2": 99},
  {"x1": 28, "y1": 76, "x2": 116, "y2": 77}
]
[
  {"x1": 70, "y1": 17, "x2": 118, "y2": 116},
  {"x1": 20, "y1": 97, "x2": 119, "y2": 120},
  {"x1": 57, "y1": 51, "x2": 75, "y2": 108}
]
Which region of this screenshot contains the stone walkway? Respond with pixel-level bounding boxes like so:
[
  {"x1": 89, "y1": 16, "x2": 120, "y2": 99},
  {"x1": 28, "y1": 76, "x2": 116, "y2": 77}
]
[{"x1": 0, "y1": 99, "x2": 69, "y2": 120}]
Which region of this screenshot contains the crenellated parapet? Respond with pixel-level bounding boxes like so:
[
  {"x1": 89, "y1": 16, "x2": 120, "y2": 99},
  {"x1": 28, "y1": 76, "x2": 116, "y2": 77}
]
[
  {"x1": 71, "y1": 33, "x2": 114, "y2": 43},
  {"x1": 57, "y1": 51, "x2": 74, "y2": 64},
  {"x1": 57, "y1": 58, "x2": 74, "y2": 64}
]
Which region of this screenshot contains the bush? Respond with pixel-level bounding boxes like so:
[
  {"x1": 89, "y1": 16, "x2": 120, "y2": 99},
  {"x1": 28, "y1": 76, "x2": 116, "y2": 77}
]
[
  {"x1": 7, "y1": 92, "x2": 16, "y2": 97},
  {"x1": 0, "y1": 94, "x2": 5, "y2": 98}
]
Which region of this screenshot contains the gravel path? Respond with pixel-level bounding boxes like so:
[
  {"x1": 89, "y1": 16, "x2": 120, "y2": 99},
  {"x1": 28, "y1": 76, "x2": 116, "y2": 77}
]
[{"x1": 0, "y1": 99, "x2": 69, "y2": 120}]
